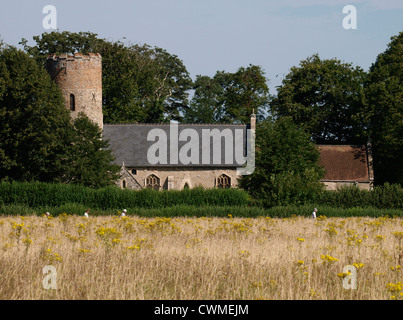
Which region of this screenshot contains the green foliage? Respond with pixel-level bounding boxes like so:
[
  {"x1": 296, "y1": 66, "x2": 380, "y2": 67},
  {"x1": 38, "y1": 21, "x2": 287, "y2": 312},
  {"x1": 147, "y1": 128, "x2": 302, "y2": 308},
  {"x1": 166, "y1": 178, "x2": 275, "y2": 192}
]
[
  {"x1": 317, "y1": 184, "x2": 403, "y2": 209},
  {"x1": 20, "y1": 31, "x2": 101, "y2": 67},
  {"x1": 21, "y1": 31, "x2": 193, "y2": 124},
  {"x1": 271, "y1": 54, "x2": 367, "y2": 144},
  {"x1": 15, "y1": 30, "x2": 403, "y2": 189},
  {"x1": 100, "y1": 42, "x2": 193, "y2": 123},
  {"x1": 183, "y1": 75, "x2": 224, "y2": 123},
  {"x1": 0, "y1": 45, "x2": 119, "y2": 187},
  {"x1": 61, "y1": 113, "x2": 120, "y2": 188},
  {"x1": 239, "y1": 117, "x2": 325, "y2": 207},
  {"x1": 184, "y1": 65, "x2": 269, "y2": 124},
  {"x1": 0, "y1": 181, "x2": 250, "y2": 209},
  {"x1": 0, "y1": 45, "x2": 71, "y2": 182},
  {"x1": 257, "y1": 205, "x2": 403, "y2": 218},
  {"x1": 364, "y1": 32, "x2": 403, "y2": 185},
  {"x1": 0, "y1": 203, "x2": 401, "y2": 218},
  {"x1": 0, "y1": 182, "x2": 402, "y2": 218}
]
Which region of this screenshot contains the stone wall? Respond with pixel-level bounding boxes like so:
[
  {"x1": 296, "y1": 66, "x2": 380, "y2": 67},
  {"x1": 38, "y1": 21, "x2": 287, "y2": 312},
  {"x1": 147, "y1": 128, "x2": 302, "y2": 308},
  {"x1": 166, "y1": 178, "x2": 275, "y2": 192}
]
[
  {"x1": 322, "y1": 181, "x2": 372, "y2": 191},
  {"x1": 121, "y1": 167, "x2": 240, "y2": 190},
  {"x1": 46, "y1": 53, "x2": 103, "y2": 129}
]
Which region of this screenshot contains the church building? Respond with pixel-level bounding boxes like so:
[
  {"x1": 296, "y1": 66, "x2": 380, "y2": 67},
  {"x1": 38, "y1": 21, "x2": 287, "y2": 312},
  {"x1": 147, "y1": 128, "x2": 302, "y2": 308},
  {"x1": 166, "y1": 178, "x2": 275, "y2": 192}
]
[{"x1": 46, "y1": 53, "x2": 374, "y2": 191}]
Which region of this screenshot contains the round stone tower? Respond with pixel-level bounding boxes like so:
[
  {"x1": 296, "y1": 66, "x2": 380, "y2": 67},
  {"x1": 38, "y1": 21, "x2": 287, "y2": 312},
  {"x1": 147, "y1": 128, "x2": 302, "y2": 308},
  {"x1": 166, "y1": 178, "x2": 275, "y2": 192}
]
[{"x1": 46, "y1": 53, "x2": 103, "y2": 130}]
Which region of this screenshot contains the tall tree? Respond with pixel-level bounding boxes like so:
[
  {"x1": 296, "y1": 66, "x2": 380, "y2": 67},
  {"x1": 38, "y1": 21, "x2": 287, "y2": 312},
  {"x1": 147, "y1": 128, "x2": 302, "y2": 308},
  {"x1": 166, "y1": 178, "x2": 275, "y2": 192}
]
[
  {"x1": 365, "y1": 32, "x2": 403, "y2": 185},
  {"x1": 220, "y1": 65, "x2": 270, "y2": 124},
  {"x1": 131, "y1": 45, "x2": 193, "y2": 123},
  {"x1": 184, "y1": 65, "x2": 269, "y2": 124},
  {"x1": 63, "y1": 113, "x2": 120, "y2": 188},
  {"x1": 239, "y1": 117, "x2": 325, "y2": 207},
  {"x1": 0, "y1": 45, "x2": 120, "y2": 186},
  {"x1": 270, "y1": 54, "x2": 366, "y2": 144},
  {"x1": 21, "y1": 31, "x2": 193, "y2": 124},
  {"x1": 0, "y1": 45, "x2": 70, "y2": 182},
  {"x1": 182, "y1": 75, "x2": 224, "y2": 123}
]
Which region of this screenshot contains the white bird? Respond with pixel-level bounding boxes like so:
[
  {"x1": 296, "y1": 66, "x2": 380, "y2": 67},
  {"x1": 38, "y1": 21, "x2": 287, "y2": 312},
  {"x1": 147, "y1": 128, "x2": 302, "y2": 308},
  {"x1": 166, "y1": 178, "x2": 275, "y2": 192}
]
[
  {"x1": 84, "y1": 210, "x2": 89, "y2": 218},
  {"x1": 121, "y1": 209, "x2": 127, "y2": 217}
]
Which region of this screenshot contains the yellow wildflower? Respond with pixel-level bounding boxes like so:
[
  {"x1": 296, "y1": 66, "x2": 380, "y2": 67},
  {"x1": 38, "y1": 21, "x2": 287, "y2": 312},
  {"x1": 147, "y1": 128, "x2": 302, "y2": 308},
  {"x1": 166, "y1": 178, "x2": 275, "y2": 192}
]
[
  {"x1": 337, "y1": 271, "x2": 351, "y2": 278},
  {"x1": 320, "y1": 254, "x2": 339, "y2": 264},
  {"x1": 352, "y1": 262, "x2": 365, "y2": 269},
  {"x1": 386, "y1": 282, "x2": 403, "y2": 292}
]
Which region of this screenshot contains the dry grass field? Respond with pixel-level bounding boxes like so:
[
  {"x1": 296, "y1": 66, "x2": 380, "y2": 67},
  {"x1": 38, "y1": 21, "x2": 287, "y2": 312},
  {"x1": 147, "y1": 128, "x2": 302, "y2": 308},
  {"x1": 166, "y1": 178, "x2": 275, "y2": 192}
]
[{"x1": 0, "y1": 213, "x2": 402, "y2": 300}]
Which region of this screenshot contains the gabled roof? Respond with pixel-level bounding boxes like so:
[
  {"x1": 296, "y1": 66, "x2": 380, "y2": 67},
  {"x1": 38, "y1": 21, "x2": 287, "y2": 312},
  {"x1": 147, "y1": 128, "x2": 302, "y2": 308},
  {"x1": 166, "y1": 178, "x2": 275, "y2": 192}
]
[
  {"x1": 318, "y1": 145, "x2": 370, "y2": 182},
  {"x1": 103, "y1": 123, "x2": 248, "y2": 168}
]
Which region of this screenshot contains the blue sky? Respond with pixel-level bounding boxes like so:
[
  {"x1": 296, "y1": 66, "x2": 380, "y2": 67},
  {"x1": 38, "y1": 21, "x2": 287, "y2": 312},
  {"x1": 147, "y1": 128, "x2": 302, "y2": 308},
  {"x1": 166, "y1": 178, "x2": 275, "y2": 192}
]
[{"x1": 0, "y1": 0, "x2": 402, "y2": 92}]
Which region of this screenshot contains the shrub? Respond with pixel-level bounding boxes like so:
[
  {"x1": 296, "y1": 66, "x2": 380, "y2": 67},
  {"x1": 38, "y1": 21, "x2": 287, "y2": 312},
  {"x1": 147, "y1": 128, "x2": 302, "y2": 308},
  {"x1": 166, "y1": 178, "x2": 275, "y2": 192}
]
[
  {"x1": 317, "y1": 184, "x2": 403, "y2": 209},
  {"x1": 0, "y1": 181, "x2": 250, "y2": 209}
]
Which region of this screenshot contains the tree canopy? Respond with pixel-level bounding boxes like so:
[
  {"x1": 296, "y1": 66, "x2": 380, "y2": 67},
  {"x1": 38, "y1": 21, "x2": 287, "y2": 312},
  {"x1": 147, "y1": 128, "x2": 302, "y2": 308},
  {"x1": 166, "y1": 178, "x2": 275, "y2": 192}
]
[
  {"x1": 11, "y1": 29, "x2": 403, "y2": 189},
  {"x1": 63, "y1": 113, "x2": 120, "y2": 188},
  {"x1": 21, "y1": 31, "x2": 193, "y2": 124},
  {"x1": 239, "y1": 117, "x2": 325, "y2": 207},
  {"x1": 184, "y1": 65, "x2": 269, "y2": 124},
  {"x1": 270, "y1": 54, "x2": 366, "y2": 144},
  {"x1": 0, "y1": 45, "x2": 70, "y2": 182},
  {"x1": 0, "y1": 45, "x2": 119, "y2": 187},
  {"x1": 364, "y1": 32, "x2": 403, "y2": 185}
]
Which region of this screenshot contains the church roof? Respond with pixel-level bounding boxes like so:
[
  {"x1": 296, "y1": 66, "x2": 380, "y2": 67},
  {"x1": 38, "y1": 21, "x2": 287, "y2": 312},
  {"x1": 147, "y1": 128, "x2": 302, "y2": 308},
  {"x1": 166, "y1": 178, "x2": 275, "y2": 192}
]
[
  {"x1": 103, "y1": 123, "x2": 248, "y2": 168},
  {"x1": 103, "y1": 124, "x2": 372, "y2": 181},
  {"x1": 318, "y1": 145, "x2": 371, "y2": 182}
]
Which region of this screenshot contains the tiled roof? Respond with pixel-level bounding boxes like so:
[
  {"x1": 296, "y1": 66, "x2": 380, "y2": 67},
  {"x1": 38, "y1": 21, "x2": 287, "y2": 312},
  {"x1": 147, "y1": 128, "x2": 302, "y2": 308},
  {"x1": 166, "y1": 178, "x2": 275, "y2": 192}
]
[
  {"x1": 103, "y1": 123, "x2": 248, "y2": 168},
  {"x1": 318, "y1": 145, "x2": 370, "y2": 182}
]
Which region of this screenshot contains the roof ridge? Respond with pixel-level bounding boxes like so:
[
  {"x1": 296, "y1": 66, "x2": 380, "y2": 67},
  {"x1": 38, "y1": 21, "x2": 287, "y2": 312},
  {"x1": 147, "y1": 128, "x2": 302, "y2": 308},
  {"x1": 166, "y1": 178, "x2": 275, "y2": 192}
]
[{"x1": 103, "y1": 123, "x2": 247, "y2": 126}]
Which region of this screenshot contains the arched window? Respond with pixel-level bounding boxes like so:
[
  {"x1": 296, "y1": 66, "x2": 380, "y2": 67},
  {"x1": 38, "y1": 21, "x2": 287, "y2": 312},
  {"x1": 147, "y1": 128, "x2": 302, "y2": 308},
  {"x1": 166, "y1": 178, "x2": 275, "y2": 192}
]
[
  {"x1": 217, "y1": 174, "x2": 231, "y2": 189},
  {"x1": 146, "y1": 174, "x2": 160, "y2": 190},
  {"x1": 70, "y1": 94, "x2": 76, "y2": 111},
  {"x1": 183, "y1": 183, "x2": 190, "y2": 190},
  {"x1": 122, "y1": 180, "x2": 126, "y2": 189}
]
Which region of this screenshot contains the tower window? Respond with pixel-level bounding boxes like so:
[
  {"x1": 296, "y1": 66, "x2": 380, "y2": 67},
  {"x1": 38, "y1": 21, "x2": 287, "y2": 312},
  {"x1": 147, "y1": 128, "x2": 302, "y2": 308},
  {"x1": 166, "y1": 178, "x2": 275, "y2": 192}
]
[
  {"x1": 70, "y1": 94, "x2": 76, "y2": 111},
  {"x1": 146, "y1": 174, "x2": 160, "y2": 190},
  {"x1": 217, "y1": 174, "x2": 231, "y2": 189},
  {"x1": 131, "y1": 169, "x2": 137, "y2": 175}
]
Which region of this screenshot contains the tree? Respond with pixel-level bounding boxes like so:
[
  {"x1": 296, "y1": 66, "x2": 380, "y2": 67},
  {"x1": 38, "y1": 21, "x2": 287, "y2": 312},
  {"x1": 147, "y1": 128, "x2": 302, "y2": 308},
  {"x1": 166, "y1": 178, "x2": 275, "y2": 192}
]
[
  {"x1": 0, "y1": 45, "x2": 120, "y2": 187},
  {"x1": 63, "y1": 113, "x2": 120, "y2": 188},
  {"x1": 239, "y1": 117, "x2": 325, "y2": 207},
  {"x1": 20, "y1": 31, "x2": 101, "y2": 67},
  {"x1": 124, "y1": 44, "x2": 193, "y2": 123},
  {"x1": 21, "y1": 31, "x2": 193, "y2": 124},
  {"x1": 270, "y1": 54, "x2": 366, "y2": 144},
  {"x1": 220, "y1": 65, "x2": 270, "y2": 124},
  {"x1": 182, "y1": 75, "x2": 224, "y2": 123},
  {"x1": 0, "y1": 45, "x2": 71, "y2": 182},
  {"x1": 365, "y1": 32, "x2": 403, "y2": 185},
  {"x1": 184, "y1": 65, "x2": 270, "y2": 124}
]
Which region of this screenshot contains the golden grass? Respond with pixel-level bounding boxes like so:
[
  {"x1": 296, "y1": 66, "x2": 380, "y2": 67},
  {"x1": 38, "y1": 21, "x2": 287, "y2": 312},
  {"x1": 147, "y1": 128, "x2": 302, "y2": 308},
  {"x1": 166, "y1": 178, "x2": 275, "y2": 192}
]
[{"x1": 0, "y1": 214, "x2": 402, "y2": 300}]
